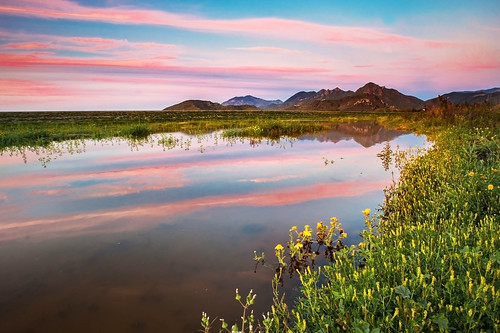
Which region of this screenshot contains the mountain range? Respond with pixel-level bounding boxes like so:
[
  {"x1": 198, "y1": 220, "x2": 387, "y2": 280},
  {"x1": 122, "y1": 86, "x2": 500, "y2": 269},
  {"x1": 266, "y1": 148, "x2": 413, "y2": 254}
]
[
  {"x1": 222, "y1": 95, "x2": 283, "y2": 108},
  {"x1": 164, "y1": 82, "x2": 500, "y2": 111}
]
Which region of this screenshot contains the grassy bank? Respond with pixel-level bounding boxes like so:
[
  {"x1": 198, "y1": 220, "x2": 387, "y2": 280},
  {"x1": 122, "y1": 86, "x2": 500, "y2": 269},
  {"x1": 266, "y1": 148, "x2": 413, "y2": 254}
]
[
  {"x1": 2, "y1": 105, "x2": 498, "y2": 150},
  {"x1": 0, "y1": 110, "x2": 410, "y2": 150},
  {"x1": 275, "y1": 125, "x2": 499, "y2": 332},
  {"x1": 202, "y1": 107, "x2": 500, "y2": 332}
]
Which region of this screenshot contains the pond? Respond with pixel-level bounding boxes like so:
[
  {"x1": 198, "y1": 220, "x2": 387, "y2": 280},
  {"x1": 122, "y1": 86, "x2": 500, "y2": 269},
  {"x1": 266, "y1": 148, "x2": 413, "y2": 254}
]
[{"x1": 0, "y1": 122, "x2": 428, "y2": 332}]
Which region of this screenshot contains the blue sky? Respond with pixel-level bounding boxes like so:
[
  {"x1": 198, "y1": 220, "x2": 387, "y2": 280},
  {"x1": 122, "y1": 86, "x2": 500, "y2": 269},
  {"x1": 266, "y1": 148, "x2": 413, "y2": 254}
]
[{"x1": 0, "y1": 0, "x2": 499, "y2": 110}]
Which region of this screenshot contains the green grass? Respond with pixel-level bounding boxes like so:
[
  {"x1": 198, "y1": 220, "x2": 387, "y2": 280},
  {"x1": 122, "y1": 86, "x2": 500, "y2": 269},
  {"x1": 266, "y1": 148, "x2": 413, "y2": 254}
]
[
  {"x1": 201, "y1": 105, "x2": 500, "y2": 332},
  {"x1": 274, "y1": 124, "x2": 499, "y2": 332},
  {"x1": 0, "y1": 110, "x2": 406, "y2": 150}
]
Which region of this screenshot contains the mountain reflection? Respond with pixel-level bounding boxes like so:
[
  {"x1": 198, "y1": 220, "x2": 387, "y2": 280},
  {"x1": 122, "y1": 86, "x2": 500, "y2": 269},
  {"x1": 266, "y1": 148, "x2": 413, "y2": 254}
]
[{"x1": 300, "y1": 122, "x2": 407, "y2": 147}]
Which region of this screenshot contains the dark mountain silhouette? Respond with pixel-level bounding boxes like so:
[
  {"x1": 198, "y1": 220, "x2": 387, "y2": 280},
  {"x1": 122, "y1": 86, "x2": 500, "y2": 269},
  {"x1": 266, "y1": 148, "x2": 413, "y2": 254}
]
[
  {"x1": 289, "y1": 83, "x2": 423, "y2": 111},
  {"x1": 315, "y1": 88, "x2": 355, "y2": 101},
  {"x1": 354, "y1": 82, "x2": 424, "y2": 110},
  {"x1": 163, "y1": 100, "x2": 258, "y2": 111},
  {"x1": 222, "y1": 95, "x2": 283, "y2": 108},
  {"x1": 163, "y1": 83, "x2": 500, "y2": 111},
  {"x1": 282, "y1": 91, "x2": 318, "y2": 107},
  {"x1": 425, "y1": 88, "x2": 500, "y2": 107},
  {"x1": 294, "y1": 93, "x2": 386, "y2": 111},
  {"x1": 282, "y1": 88, "x2": 354, "y2": 108}
]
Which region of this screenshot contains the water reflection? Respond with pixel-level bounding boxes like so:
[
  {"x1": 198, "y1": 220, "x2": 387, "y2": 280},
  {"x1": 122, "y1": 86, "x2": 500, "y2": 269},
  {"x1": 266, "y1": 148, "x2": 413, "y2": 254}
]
[{"x1": 0, "y1": 123, "x2": 428, "y2": 332}]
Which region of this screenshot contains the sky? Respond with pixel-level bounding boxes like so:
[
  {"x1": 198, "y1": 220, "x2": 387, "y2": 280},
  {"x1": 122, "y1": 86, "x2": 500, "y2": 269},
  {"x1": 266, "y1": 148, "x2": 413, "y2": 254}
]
[{"x1": 0, "y1": 0, "x2": 499, "y2": 111}]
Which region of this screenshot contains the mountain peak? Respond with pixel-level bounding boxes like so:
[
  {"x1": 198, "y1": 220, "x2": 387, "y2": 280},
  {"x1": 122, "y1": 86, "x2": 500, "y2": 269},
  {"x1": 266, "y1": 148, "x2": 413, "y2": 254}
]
[{"x1": 356, "y1": 82, "x2": 385, "y2": 96}]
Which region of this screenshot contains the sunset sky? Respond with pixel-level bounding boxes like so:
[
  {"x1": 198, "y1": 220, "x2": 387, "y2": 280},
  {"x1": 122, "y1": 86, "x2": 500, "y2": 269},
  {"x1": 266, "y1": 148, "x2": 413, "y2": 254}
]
[{"x1": 1, "y1": 0, "x2": 499, "y2": 111}]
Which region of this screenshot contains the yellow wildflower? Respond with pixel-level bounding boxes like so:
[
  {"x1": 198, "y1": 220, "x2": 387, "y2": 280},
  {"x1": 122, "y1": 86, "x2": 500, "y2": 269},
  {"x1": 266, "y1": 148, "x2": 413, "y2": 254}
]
[
  {"x1": 302, "y1": 225, "x2": 312, "y2": 238},
  {"x1": 469, "y1": 171, "x2": 475, "y2": 176},
  {"x1": 488, "y1": 184, "x2": 494, "y2": 190},
  {"x1": 294, "y1": 243, "x2": 303, "y2": 251},
  {"x1": 362, "y1": 208, "x2": 371, "y2": 215},
  {"x1": 275, "y1": 244, "x2": 284, "y2": 251},
  {"x1": 492, "y1": 168, "x2": 498, "y2": 173},
  {"x1": 392, "y1": 308, "x2": 400, "y2": 319}
]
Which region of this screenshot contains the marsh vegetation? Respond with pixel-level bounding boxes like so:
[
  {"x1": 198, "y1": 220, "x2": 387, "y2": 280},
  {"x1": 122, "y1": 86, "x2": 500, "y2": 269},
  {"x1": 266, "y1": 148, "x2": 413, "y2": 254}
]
[
  {"x1": 0, "y1": 105, "x2": 498, "y2": 332},
  {"x1": 199, "y1": 105, "x2": 500, "y2": 332}
]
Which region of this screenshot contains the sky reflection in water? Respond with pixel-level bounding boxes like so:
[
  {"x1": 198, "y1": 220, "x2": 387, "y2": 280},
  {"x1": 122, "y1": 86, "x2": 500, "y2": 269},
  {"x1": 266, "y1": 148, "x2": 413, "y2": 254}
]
[{"x1": 0, "y1": 124, "x2": 428, "y2": 332}]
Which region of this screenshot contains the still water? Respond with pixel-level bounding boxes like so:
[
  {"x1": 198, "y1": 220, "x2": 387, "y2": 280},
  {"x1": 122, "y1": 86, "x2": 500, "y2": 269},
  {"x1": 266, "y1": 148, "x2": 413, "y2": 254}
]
[{"x1": 0, "y1": 123, "x2": 427, "y2": 332}]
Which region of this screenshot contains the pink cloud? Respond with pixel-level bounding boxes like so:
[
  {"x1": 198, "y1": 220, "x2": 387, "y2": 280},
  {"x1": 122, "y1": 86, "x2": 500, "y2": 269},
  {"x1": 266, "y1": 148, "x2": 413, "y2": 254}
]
[
  {"x1": 0, "y1": 0, "x2": 452, "y2": 50},
  {"x1": 0, "y1": 29, "x2": 180, "y2": 60},
  {"x1": 0, "y1": 78, "x2": 73, "y2": 96},
  {"x1": 0, "y1": 46, "x2": 324, "y2": 78},
  {"x1": 230, "y1": 46, "x2": 304, "y2": 54},
  {"x1": 1, "y1": 2, "x2": 498, "y2": 109},
  {"x1": 6, "y1": 42, "x2": 52, "y2": 49}
]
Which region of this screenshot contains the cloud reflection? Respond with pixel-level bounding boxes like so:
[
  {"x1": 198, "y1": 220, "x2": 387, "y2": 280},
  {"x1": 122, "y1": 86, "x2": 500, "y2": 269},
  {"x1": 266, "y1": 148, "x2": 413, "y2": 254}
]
[
  {"x1": 0, "y1": 179, "x2": 386, "y2": 241},
  {"x1": 238, "y1": 174, "x2": 303, "y2": 183},
  {"x1": 0, "y1": 130, "x2": 425, "y2": 242}
]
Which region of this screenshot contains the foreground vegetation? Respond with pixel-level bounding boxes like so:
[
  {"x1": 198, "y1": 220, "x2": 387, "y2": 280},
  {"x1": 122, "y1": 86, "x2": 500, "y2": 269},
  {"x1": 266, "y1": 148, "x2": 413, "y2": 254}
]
[{"x1": 202, "y1": 105, "x2": 500, "y2": 332}]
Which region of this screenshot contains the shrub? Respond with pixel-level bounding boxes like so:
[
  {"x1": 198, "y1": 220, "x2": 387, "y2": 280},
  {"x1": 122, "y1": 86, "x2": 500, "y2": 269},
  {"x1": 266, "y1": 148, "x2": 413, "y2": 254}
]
[{"x1": 122, "y1": 124, "x2": 151, "y2": 139}]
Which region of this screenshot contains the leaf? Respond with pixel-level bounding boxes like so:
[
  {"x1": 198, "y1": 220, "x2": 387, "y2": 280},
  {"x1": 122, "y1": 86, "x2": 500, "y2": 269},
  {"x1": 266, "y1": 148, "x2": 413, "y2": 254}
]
[
  {"x1": 493, "y1": 250, "x2": 500, "y2": 264},
  {"x1": 433, "y1": 313, "x2": 449, "y2": 330},
  {"x1": 331, "y1": 290, "x2": 342, "y2": 299},
  {"x1": 394, "y1": 285, "x2": 411, "y2": 299}
]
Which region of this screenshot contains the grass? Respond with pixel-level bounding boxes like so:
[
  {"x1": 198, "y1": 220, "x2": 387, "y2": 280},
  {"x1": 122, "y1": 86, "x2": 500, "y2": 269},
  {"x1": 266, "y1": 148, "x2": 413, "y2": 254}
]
[
  {"x1": 0, "y1": 110, "x2": 403, "y2": 150},
  {"x1": 276, "y1": 125, "x2": 499, "y2": 332},
  {"x1": 201, "y1": 104, "x2": 500, "y2": 332}
]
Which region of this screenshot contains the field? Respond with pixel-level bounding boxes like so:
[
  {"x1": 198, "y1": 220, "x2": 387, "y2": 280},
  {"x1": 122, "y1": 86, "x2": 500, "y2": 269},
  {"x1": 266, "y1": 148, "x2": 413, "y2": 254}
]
[
  {"x1": 1, "y1": 106, "x2": 499, "y2": 332},
  {"x1": 0, "y1": 109, "x2": 427, "y2": 150}
]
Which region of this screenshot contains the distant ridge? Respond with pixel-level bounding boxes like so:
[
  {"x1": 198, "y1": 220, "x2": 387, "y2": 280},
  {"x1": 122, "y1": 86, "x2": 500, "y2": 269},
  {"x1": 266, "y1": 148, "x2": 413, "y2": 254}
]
[
  {"x1": 163, "y1": 83, "x2": 500, "y2": 111},
  {"x1": 426, "y1": 88, "x2": 500, "y2": 107},
  {"x1": 163, "y1": 100, "x2": 258, "y2": 111},
  {"x1": 222, "y1": 95, "x2": 283, "y2": 108}
]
